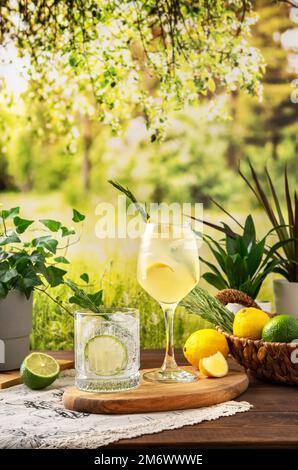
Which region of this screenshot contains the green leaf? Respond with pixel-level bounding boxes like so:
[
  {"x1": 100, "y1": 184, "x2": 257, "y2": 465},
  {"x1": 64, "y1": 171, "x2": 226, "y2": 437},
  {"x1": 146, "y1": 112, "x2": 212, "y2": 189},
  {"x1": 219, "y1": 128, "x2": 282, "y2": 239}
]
[
  {"x1": 68, "y1": 295, "x2": 84, "y2": 306},
  {"x1": 61, "y1": 226, "x2": 75, "y2": 237},
  {"x1": 80, "y1": 273, "x2": 89, "y2": 283},
  {"x1": 32, "y1": 236, "x2": 58, "y2": 254},
  {"x1": 246, "y1": 239, "x2": 265, "y2": 276},
  {"x1": 54, "y1": 256, "x2": 70, "y2": 264},
  {"x1": 261, "y1": 238, "x2": 294, "y2": 268},
  {"x1": 0, "y1": 282, "x2": 8, "y2": 298},
  {"x1": 15, "y1": 264, "x2": 42, "y2": 298},
  {"x1": 15, "y1": 256, "x2": 32, "y2": 274},
  {"x1": 231, "y1": 255, "x2": 249, "y2": 287},
  {"x1": 40, "y1": 219, "x2": 61, "y2": 232},
  {"x1": 204, "y1": 236, "x2": 228, "y2": 275},
  {"x1": 13, "y1": 216, "x2": 34, "y2": 234},
  {"x1": 45, "y1": 265, "x2": 67, "y2": 287},
  {"x1": 243, "y1": 215, "x2": 256, "y2": 249},
  {"x1": 0, "y1": 269, "x2": 18, "y2": 283},
  {"x1": 29, "y1": 251, "x2": 46, "y2": 264},
  {"x1": 202, "y1": 272, "x2": 227, "y2": 290},
  {"x1": 72, "y1": 209, "x2": 85, "y2": 223},
  {"x1": 87, "y1": 290, "x2": 103, "y2": 306},
  {"x1": 0, "y1": 232, "x2": 21, "y2": 246},
  {"x1": 65, "y1": 279, "x2": 105, "y2": 314},
  {"x1": 0, "y1": 259, "x2": 9, "y2": 270},
  {"x1": 0, "y1": 207, "x2": 20, "y2": 220},
  {"x1": 225, "y1": 233, "x2": 238, "y2": 255},
  {"x1": 23, "y1": 275, "x2": 41, "y2": 289},
  {"x1": 236, "y1": 237, "x2": 249, "y2": 257},
  {"x1": 200, "y1": 256, "x2": 227, "y2": 282}
]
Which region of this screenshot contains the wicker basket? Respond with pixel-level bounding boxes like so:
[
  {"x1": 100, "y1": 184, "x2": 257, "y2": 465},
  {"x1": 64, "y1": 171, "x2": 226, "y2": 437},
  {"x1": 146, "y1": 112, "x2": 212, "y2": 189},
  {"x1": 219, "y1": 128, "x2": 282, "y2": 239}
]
[{"x1": 216, "y1": 289, "x2": 298, "y2": 385}]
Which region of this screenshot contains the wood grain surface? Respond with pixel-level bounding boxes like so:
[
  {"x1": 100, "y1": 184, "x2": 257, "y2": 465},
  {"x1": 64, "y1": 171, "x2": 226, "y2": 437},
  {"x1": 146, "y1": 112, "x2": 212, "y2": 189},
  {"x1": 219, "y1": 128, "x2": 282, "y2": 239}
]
[
  {"x1": 2, "y1": 350, "x2": 298, "y2": 448},
  {"x1": 63, "y1": 366, "x2": 248, "y2": 414}
]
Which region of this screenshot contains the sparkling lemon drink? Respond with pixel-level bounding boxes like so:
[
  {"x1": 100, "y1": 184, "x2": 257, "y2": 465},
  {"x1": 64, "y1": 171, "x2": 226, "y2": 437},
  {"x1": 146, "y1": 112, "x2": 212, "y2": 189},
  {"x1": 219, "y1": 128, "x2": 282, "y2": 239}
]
[
  {"x1": 138, "y1": 237, "x2": 199, "y2": 305},
  {"x1": 137, "y1": 223, "x2": 200, "y2": 383},
  {"x1": 75, "y1": 308, "x2": 140, "y2": 392}
]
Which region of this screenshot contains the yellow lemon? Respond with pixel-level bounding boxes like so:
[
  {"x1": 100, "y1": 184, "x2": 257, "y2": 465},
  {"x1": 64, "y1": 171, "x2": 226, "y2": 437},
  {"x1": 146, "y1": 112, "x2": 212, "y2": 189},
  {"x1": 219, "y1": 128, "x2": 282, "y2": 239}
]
[
  {"x1": 146, "y1": 262, "x2": 174, "y2": 272},
  {"x1": 199, "y1": 352, "x2": 229, "y2": 378},
  {"x1": 183, "y1": 329, "x2": 229, "y2": 368},
  {"x1": 233, "y1": 307, "x2": 270, "y2": 340}
]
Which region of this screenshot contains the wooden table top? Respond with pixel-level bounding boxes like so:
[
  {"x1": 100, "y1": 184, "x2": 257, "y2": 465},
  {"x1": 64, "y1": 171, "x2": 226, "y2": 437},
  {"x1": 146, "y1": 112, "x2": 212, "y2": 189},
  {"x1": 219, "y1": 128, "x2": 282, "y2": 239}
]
[{"x1": 51, "y1": 349, "x2": 298, "y2": 449}]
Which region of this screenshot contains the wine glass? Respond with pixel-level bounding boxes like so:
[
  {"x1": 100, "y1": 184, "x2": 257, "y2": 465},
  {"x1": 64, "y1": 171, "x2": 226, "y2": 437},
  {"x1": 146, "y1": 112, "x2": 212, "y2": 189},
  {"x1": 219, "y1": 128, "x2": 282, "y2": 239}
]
[{"x1": 137, "y1": 222, "x2": 200, "y2": 383}]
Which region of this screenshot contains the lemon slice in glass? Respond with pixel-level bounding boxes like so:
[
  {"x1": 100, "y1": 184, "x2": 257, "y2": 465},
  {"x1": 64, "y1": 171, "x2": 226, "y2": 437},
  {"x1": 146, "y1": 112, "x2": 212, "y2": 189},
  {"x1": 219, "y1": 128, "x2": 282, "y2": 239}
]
[{"x1": 146, "y1": 262, "x2": 174, "y2": 272}]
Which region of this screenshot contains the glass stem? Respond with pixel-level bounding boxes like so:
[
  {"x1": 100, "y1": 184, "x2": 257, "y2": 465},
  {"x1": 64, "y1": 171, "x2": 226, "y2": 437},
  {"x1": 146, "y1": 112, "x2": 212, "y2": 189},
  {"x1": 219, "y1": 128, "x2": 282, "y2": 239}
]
[{"x1": 161, "y1": 304, "x2": 179, "y2": 372}]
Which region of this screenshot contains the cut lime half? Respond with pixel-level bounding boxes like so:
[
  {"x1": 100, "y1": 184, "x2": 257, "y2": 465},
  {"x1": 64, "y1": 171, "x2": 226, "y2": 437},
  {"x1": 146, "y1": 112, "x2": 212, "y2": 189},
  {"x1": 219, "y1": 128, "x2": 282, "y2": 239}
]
[
  {"x1": 21, "y1": 353, "x2": 60, "y2": 390},
  {"x1": 85, "y1": 335, "x2": 128, "y2": 376}
]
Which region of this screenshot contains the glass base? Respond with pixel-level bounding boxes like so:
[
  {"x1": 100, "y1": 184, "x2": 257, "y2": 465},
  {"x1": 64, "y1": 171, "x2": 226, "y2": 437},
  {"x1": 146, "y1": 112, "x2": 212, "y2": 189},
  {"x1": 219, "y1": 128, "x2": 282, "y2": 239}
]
[
  {"x1": 75, "y1": 372, "x2": 140, "y2": 393},
  {"x1": 143, "y1": 368, "x2": 198, "y2": 383}
]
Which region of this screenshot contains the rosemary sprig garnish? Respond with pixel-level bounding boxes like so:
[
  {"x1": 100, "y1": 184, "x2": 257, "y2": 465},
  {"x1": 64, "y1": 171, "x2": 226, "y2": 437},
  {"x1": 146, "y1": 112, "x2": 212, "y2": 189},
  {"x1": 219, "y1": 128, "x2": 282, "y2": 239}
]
[
  {"x1": 108, "y1": 180, "x2": 149, "y2": 222},
  {"x1": 182, "y1": 286, "x2": 234, "y2": 333}
]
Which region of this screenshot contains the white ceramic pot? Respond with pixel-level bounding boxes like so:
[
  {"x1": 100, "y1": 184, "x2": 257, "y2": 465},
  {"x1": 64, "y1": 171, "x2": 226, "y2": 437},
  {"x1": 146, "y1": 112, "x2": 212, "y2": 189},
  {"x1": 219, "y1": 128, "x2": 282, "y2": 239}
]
[
  {"x1": 0, "y1": 290, "x2": 32, "y2": 371},
  {"x1": 273, "y1": 279, "x2": 298, "y2": 319},
  {"x1": 255, "y1": 300, "x2": 272, "y2": 313},
  {"x1": 226, "y1": 300, "x2": 271, "y2": 315}
]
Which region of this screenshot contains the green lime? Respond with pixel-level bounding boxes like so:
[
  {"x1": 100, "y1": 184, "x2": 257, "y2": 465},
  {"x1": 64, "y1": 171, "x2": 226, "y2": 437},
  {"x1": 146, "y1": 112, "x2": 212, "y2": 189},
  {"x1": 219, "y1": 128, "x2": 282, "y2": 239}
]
[
  {"x1": 262, "y1": 315, "x2": 298, "y2": 343},
  {"x1": 85, "y1": 335, "x2": 128, "y2": 376},
  {"x1": 20, "y1": 353, "x2": 60, "y2": 390}
]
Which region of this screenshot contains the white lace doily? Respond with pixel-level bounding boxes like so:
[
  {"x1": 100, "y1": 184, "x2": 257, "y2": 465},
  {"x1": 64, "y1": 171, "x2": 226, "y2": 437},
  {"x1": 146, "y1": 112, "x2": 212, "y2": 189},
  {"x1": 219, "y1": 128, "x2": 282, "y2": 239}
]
[{"x1": 0, "y1": 370, "x2": 251, "y2": 449}]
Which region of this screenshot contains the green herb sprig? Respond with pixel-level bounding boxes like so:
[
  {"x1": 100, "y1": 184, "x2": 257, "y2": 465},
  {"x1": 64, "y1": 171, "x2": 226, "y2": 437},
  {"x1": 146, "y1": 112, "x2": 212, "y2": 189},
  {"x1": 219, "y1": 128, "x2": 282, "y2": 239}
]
[{"x1": 182, "y1": 286, "x2": 234, "y2": 333}]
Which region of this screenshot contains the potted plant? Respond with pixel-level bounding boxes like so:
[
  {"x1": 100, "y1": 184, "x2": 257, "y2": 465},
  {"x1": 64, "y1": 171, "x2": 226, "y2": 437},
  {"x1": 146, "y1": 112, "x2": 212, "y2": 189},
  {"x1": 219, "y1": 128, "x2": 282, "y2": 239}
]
[
  {"x1": 0, "y1": 206, "x2": 103, "y2": 371},
  {"x1": 199, "y1": 214, "x2": 285, "y2": 313},
  {"x1": 239, "y1": 161, "x2": 298, "y2": 318}
]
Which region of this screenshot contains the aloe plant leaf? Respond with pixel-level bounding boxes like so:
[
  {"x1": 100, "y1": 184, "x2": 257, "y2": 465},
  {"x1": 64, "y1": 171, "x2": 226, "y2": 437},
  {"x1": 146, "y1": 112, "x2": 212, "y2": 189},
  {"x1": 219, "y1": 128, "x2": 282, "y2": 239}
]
[
  {"x1": 236, "y1": 236, "x2": 249, "y2": 258},
  {"x1": 190, "y1": 216, "x2": 237, "y2": 238},
  {"x1": 247, "y1": 160, "x2": 276, "y2": 221},
  {"x1": 260, "y1": 238, "x2": 295, "y2": 269},
  {"x1": 203, "y1": 236, "x2": 228, "y2": 276},
  {"x1": 242, "y1": 161, "x2": 294, "y2": 262},
  {"x1": 285, "y1": 167, "x2": 294, "y2": 238},
  {"x1": 264, "y1": 166, "x2": 293, "y2": 259},
  {"x1": 294, "y1": 192, "x2": 298, "y2": 280},
  {"x1": 265, "y1": 167, "x2": 286, "y2": 227},
  {"x1": 223, "y1": 256, "x2": 236, "y2": 286},
  {"x1": 208, "y1": 196, "x2": 244, "y2": 229},
  {"x1": 246, "y1": 238, "x2": 265, "y2": 276},
  {"x1": 223, "y1": 229, "x2": 238, "y2": 255},
  {"x1": 243, "y1": 215, "x2": 256, "y2": 248},
  {"x1": 272, "y1": 266, "x2": 292, "y2": 280},
  {"x1": 232, "y1": 254, "x2": 249, "y2": 286},
  {"x1": 239, "y1": 278, "x2": 259, "y2": 299},
  {"x1": 200, "y1": 256, "x2": 227, "y2": 282},
  {"x1": 202, "y1": 272, "x2": 227, "y2": 290}
]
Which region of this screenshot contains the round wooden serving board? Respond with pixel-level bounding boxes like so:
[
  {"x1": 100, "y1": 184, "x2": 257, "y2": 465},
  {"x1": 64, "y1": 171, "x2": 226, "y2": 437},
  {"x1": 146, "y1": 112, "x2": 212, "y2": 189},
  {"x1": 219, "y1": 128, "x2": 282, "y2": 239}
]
[{"x1": 63, "y1": 366, "x2": 249, "y2": 414}]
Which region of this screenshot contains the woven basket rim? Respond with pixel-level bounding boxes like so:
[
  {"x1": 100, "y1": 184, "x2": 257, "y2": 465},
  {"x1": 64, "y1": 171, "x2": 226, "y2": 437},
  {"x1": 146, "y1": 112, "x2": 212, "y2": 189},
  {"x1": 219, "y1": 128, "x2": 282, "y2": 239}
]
[{"x1": 217, "y1": 326, "x2": 298, "y2": 350}]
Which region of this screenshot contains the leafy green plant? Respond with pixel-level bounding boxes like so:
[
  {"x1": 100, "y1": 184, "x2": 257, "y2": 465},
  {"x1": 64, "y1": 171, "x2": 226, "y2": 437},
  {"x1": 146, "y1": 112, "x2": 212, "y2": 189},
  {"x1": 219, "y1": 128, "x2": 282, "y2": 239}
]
[
  {"x1": 0, "y1": 206, "x2": 103, "y2": 314},
  {"x1": 239, "y1": 161, "x2": 298, "y2": 282},
  {"x1": 200, "y1": 215, "x2": 288, "y2": 299}
]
